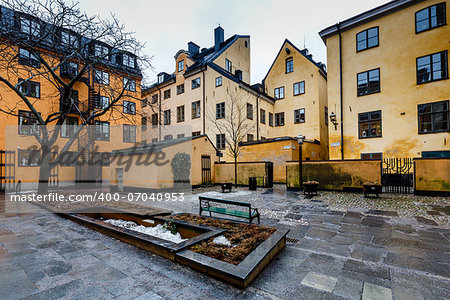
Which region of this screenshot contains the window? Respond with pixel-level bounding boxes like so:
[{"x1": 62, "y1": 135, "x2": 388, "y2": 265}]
[
  {"x1": 235, "y1": 70, "x2": 243, "y2": 81},
  {"x1": 164, "y1": 89, "x2": 171, "y2": 99},
  {"x1": 164, "y1": 135, "x2": 173, "y2": 141},
  {"x1": 20, "y1": 17, "x2": 40, "y2": 37},
  {"x1": 247, "y1": 103, "x2": 253, "y2": 119},
  {"x1": 247, "y1": 134, "x2": 254, "y2": 142},
  {"x1": 215, "y1": 76, "x2": 222, "y2": 87},
  {"x1": 177, "y1": 105, "x2": 185, "y2": 122},
  {"x1": 94, "y1": 44, "x2": 109, "y2": 60},
  {"x1": 286, "y1": 58, "x2": 293, "y2": 73},
  {"x1": 122, "y1": 53, "x2": 135, "y2": 68},
  {"x1": 178, "y1": 60, "x2": 184, "y2": 72},
  {"x1": 191, "y1": 77, "x2": 201, "y2": 89},
  {"x1": 275, "y1": 112, "x2": 285, "y2": 126},
  {"x1": 123, "y1": 78, "x2": 136, "y2": 92},
  {"x1": 416, "y1": 51, "x2": 448, "y2": 84},
  {"x1": 416, "y1": 3, "x2": 446, "y2": 33},
  {"x1": 269, "y1": 113, "x2": 274, "y2": 127},
  {"x1": 18, "y1": 79, "x2": 40, "y2": 98},
  {"x1": 225, "y1": 59, "x2": 232, "y2": 72},
  {"x1": 418, "y1": 100, "x2": 449, "y2": 133},
  {"x1": 151, "y1": 113, "x2": 158, "y2": 126},
  {"x1": 356, "y1": 27, "x2": 378, "y2": 52},
  {"x1": 61, "y1": 117, "x2": 78, "y2": 138},
  {"x1": 260, "y1": 109, "x2": 266, "y2": 124},
  {"x1": 325, "y1": 107, "x2": 328, "y2": 125},
  {"x1": 18, "y1": 48, "x2": 40, "y2": 68},
  {"x1": 216, "y1": 102, "x2": 225, "y2": 119},
  {"x1": 359, "y1": 111, "x2": 382, "y2": 138},
  {"x1": 177, "y1": 84, "x2": 185, "y2": 95},
  {"x1": 216, "y1": 134, "x2": 225, "y2": 150},
  {"x1": 152, "y1": 94, "x2": 158, "y2": 104},
  {"x1": 158, "y1": 74, "x2": 165, "y2": 83},
  {"x1": 94, "y1": 69, "x2": 109, "y2": 85},
  {"x1": 294, "y1": 108, "x2": 305, "y2": 123},
  {"x1": 152, "y1": 138, "x2": 158, "y2": 143},
  {"x1": 123, "y1": 101, "x2": 136, "y2": 115},
  {"x1": 357, "y1": 68, "x2": 380, "y2": 96},
  {"x1": 18, "y1": 110, "x2": 39, "y2": 135},
  {"x1": 274, "y1": 87, "x2": 284, "y2": 99},
  {"x1": 177, "y1": 134, "x2": 185, "y2": 139},
  {"x1": 361, "y1": 153, "x2": 382, "y2": 160},
  {"x1": 123, "y1": 124, "x2": 136, "y2": 143},
  {"x1": 98, "y1": 96, "x2": 109, "y2": 109},
  {"x1": 293, "y1": 81, "x2": 305, "y2": 96},
  {"x1": 18, "y1": 149, "x2": 40, "y2": 167},
  {"x1": 60, "y1": 61, "x2": 78, "y2": 77},
  {"x1": 142, "y1": 117, "x2": 147, "y2": 131},
  {"x1": 94, "y1": 121, "x2": 110, "y2": 141},
  {"x1": 192, "y1": 131, "x2": 201, "y2": 136},
  {"x1": 192, "y1": 101, "x2": 201, "y2": 119},
  {"x1": 164, "y1": 109, "x2": 171, "y2": 125},
  {"x1": 61, "y1": 31, "x2": 79, "y2": 48}
]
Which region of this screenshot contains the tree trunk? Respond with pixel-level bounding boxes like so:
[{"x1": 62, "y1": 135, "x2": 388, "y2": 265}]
[
  {"x1": 234, "y1": 156, "x2": 237, "y2": 187},
  {"x1": 37, "y1": 165, "x2": 51, "y2": 194}
]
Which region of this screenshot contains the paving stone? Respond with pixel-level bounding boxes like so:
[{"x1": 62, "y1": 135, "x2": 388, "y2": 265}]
[
  {"x1": 362, "y1": 282, "x2": 392, "y2": 300},
  {"x1": 343, "y1": 259, "x2": 390, "y2": 280},
  {"x1": 332, "y1": 276, "x2": 363, "y2": 300},
  {"x1": 351, "y1": 242, "x2": 386, "y2": 263},
  {"x1": 330, "y1": 234, "x2": 355, "y2": 245},
  {"x1": 305, "y1": 228, "x2": 337, "y2": 241},
  {"x1": 384, "y1": 252, "x2": 449, "y2": 278},
  {"x1": 392, "y1": 224, "x2": 416, "y2": 234},
  {"x1": 21, "y1": 279, "x2": 82, "y2": 300},
  {"x1": 341, "y1": 212, "x2": 363, "y2": 224},
  {"x1": 0, "y1": 267, "x2": 38, "y2": 300},
  {"x1": 361, "y1": 216, "x2": 391, "y2": 229},
  {"x1": 415, "y1": 216, "x2": 438, "y2": 226},
  {"x1": 367, "y1": 210, "x2": 398, "y2": 217},
  {"x1": 43, "y1": 260, "x2": 73, "y2": 277},
  {"x1": 301, "y1": 271, "x2": 338, "y2": 292}
]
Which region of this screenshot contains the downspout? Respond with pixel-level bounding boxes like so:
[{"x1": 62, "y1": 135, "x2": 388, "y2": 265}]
[
  {"x1": 256, "y1": 92, "x2": 260, "y2": 140},
  {"x1": 156, "y1": 85, "x2": 162, "y2": 141},
  {"x1": 202, "y1": 68, "x2": 206, "y2": 135},
  {"x1": 337, "y1": 23, "x2": 344, "y2": 160}
]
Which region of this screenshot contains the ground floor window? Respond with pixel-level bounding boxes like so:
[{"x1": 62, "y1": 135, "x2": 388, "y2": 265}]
[
  {"x1": 123, "y1": 124, "x2": 136, "y2": 143},
  {"x1": 358, "y1": 110, "x2": 381, "y2": 138},
  {"x1": 361, "y1": 153, "x2": 382, "y2": 160},
  {"x1": 18, "y1": 149, "x2": 40, "y2": 166},
  {"x1": 418, "y1": 100, "x2": 449, "y2": 134}
]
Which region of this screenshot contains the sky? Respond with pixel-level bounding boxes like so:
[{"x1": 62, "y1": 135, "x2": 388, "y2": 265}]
[{"x1": 74, "y1": 0, "x2": 388, "y2": 86}]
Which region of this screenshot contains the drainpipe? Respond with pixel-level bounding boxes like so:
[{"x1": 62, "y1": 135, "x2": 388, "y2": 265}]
[
  {"x1": 337, "y1": 22, "x2": 344, "y2": 160},
  {"x1": 202, "y1": 68, "x2": 206, "y2": 135},
  {"x1": 256, "y1": 92, "x2": 260, "y2": 140},
  {"x1": 156, "y1": 85, "x2": 162, "y2": 141}
]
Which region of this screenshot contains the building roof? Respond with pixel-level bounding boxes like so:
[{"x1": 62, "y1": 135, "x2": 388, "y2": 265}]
[
  {"x1": 319, "y1": 0, "x2": 424, "y2": 42},
  {"x1": 112, "y1": 134, "x2": 217, "y2": 155},
  {"x1": 262, "y1": 39, "x2": 327, "y2": 85}
]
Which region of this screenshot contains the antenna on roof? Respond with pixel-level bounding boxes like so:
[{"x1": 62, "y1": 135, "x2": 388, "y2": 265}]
[{"x1": 303, "y1": 35, "x2": 306, "y2": 49}]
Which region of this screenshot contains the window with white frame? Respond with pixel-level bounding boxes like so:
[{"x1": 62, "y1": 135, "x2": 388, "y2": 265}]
[
  {"x1": 225, "y1": 59, "x2": 232, "y2": 72},
  {"x1": 294, "y1": 108, "x2": 305, "y2": 123},
  {"x1": 215, "y1": 76, "x2": 222, "y2": 87},
  {"x1": 94, "y1": 44, "x2": 109, "y2": 59},
  {"x1": 94, "y1": 69, "x2": 109, "y2": 85},
  {"x1": 293, "y1": 81, "x2": 305, "y2": 96},
  {"x1": 123, "y1": 53, "x2": 135, "y2": 68},
  {"x1": 20, "y1": 17, "x2": 40, "y2": 37},
  {"x1": 123, "y1": 78, "x2": 136, "y2": 92},
  {"x1": 61, "y1": 31, "x2": 79, "y2": 48},
  {"x1": 123, "y1": 101, "x2": 136, "y2": 114},
  {"x1": 274, "y1": 87, "x2": 284, "y2": 99},
  {"x1": 178, "y1": 60, "x2": 184, "y2": 72},
  {"x1": 123, "y1": 124, "x2": 136, "y2": 143}
]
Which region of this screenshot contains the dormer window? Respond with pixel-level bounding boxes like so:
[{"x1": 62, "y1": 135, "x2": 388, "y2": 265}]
[
  {"x1": 123, "y1": 53, "x2": 135, "y2": 68},
  {"x1": 94, "y1": 44, "x2": 109, "y2": 60},
  {"x1": 178, "y1": 60, "x2": 184, "y2": 72},
  {"x1": 20, "y1": 17, "x2": 40, "y2": 37},
  {"x1": 158, "y1": 74, "x2": 165, "y2": 83},
  {"x1": 61, "y1": 31, "x2": 79, "y2": 48}
]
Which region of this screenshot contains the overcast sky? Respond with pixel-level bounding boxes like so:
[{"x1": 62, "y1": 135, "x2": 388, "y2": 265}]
[{"x1": 75, "y1": 0, "x2": 387, "y2": 86}]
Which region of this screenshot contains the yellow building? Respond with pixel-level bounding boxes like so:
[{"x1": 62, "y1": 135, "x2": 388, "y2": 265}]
[
  {"x1": 320, "y1": 0, "x2": 449, "y2": 160},
  {"x1": 142, "y1": 28, "x2": 328, "y2": 164},
  {"x1": 0, "y1": 5, "x2": 142, "y2": 190}
]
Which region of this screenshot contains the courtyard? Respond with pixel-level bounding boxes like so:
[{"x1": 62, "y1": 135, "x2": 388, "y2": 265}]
[{"x1": 0, "y1": 185, "x2": 449, "y2": 299}]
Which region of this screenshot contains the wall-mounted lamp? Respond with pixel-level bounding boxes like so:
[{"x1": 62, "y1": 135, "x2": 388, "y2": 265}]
[
  {"x1": 329, "y1": 112, "x2": 338, "y2": 130},
  {"x1": 285, "y1": 47, "x2": 290, "y2": 54}
]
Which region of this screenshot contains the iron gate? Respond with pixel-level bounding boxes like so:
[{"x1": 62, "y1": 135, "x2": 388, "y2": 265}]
[
  {"x1": 265, "y1": 162, "x2": 273, "y2": 188},
  {"x1": 201, "y1": 155, "x2": 211, "y2": 185},
  {"x1": 382, "y1": 158, "x2": 414, "y2": 193}
]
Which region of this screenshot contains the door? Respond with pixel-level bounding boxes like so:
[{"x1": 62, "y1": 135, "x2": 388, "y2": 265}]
[
  {"x1": 265, "y1": 162, "x2": 273, "y2": 188},
  {"x1": 116, "y1": 168, "x2": 124, "y2": 192},
  {"x1": 201, "y1": 155, "x2": 211, "y2": 185}
]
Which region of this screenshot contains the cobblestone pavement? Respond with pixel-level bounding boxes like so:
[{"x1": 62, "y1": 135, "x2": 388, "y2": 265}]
[{"x1": 0, "y1": 185, "x2": 449, "y2": 299}]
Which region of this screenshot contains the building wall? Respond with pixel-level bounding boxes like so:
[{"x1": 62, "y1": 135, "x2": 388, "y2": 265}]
[
  {"x1": 214, "y1": 36, "x2": 251, "y2": 84},
  {"x1": 414, "y1": 158, "x2": 450, "y2": 193},
  {"x1": 326, "y1": 0, "x2": 450, "y2": 159}
]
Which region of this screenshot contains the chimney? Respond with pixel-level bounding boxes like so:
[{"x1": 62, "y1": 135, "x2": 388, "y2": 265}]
[
  {"x1": 188, "y1": 42, "x2": 199, "y2": 57},
  {"x1": 214, "y1": 26, "x2": 224, "y2": 51}
]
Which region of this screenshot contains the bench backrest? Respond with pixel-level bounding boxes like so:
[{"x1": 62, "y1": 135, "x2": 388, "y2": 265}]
[{"x1": 199, "y1": 196, "x2": 251, "y2": 208}]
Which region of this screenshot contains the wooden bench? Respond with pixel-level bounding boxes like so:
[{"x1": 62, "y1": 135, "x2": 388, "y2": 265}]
[
  {"x1": 221, "y1": 183, "x2": 232, "y2": 193},
  {"x1": 199, "y1": 196, "x2": 260, "y2": 224}
]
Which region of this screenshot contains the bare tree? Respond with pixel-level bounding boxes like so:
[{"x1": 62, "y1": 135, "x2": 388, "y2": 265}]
[
  {"x1": 209, "y1": 90, "x2": 254, "y2": 186},
  {"x1": 0, "y1": 0, "x2": 152, "y2": 193}
]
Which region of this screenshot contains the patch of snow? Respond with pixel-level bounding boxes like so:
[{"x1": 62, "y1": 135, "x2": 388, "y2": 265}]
[
  {"x1": 200, "y1": 190, "x2": 252, "y2": 197},
  {"x1": 213, "y1": 235, "x2": 231, "y2": 246},
  {"x1": 104, "y1": 219, "x2": 187, "y2": 244}
]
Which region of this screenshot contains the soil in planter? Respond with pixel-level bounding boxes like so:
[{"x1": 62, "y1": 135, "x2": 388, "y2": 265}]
[{"x1": 172, "y1": 214, "x2": 276, "y2": 265}]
